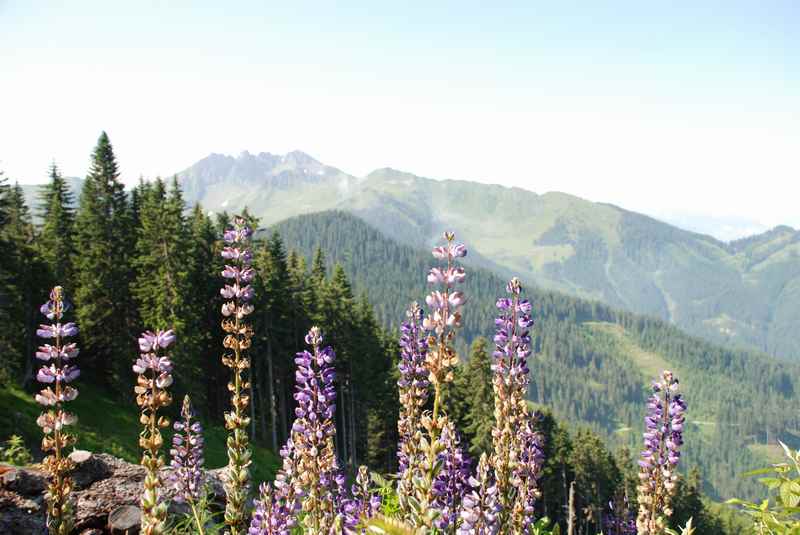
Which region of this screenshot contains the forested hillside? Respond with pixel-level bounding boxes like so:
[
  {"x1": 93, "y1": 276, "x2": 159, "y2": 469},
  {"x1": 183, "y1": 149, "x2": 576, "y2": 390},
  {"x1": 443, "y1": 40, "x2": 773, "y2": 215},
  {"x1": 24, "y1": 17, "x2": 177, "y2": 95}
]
[
  {"x1": 272, "y1": 210, "x2": 800, "y2": 501},
  {"x1": 174, "y1": 151, "x2": 800, "y2": 362}
]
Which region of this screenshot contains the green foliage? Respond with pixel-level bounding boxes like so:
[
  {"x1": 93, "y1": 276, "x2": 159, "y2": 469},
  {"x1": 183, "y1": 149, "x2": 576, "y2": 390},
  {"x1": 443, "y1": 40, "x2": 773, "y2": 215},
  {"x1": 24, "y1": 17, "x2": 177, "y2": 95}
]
[
  {"x1": 73, "y1": 132, "x2": 136, "y2": 389},
  {"x1": 727, "y1": 442, "x2": 800, "y2": 533},
  {"x1": 272, "y1": 210, "x2": 800, "y2": 501},
  {"x1": 0, "y1": 435, "x2": 34, "y2": 466},
  {"x1": 37, "y1": 162, "x2": 76, "y2": 291}
]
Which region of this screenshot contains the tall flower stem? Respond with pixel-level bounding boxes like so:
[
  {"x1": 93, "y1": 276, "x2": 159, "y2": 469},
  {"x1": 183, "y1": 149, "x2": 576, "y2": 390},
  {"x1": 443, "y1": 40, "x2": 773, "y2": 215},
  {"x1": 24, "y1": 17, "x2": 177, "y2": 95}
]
[
  {"x1": 636, "y1": 370, "x2": 687, "y2": 535},
  {"x1": 35, "y1": 286, "x2": 80, "y2": 535},
  {"x1": 134, "y1": 329, "x2": 176, "y2": 535},
  {"x1": 220, "y1": 216, "x2": 256, "y2": 534}
]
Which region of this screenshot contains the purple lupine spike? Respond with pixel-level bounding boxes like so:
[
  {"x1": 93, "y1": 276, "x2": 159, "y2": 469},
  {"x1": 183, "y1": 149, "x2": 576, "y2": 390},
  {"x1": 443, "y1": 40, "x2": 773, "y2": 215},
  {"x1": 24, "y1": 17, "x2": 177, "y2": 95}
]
[
  {"x1": 292, "y1": 326, "x2": 342, "y2": 532},
  {"x1": 342, "y1": 465, "x2": 381, "y2": 534},
  {"x1": 249, "y1": 440, "x2": 303, "y2": 535},
  {"x1": 510, "y1": 416, "x2": 545, "y2": 528},
  {"x1": 169, "y1": 395, "x2": 205, "y2": 504},
  {"x1": 35, "y1": 286, "x2": 79, "y2": 533},
  {"x1": 604, "y1": 494, "x2": 637, "y2": 535},
  {"x1": 458, "y1": 454, "x2": 500, "y2": 535},
  {"x1": 636, "y1": 370, "x2": 687, "y2": 535},
  {"x1": 220, "y1": 216, "x2": 256, "y2": 533},
  {"x1": 491, "y1": 278, "x2": 539, "y2": 529},
  {"x1": 396, "y1": 303, "x2": 430, "y2": 489},
  {"x1": 432, "y1": 422, "x2": 472, "y2": 531},
  {"x1": 134, "y1": 328, "x2": 175, "y2": 534}
]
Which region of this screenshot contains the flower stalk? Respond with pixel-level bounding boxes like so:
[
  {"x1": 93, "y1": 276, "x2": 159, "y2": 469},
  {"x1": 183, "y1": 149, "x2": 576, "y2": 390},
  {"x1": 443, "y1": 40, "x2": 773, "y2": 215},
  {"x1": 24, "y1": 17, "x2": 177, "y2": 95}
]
[
  {"x1": 35, "y1": 286, "x2": 80, "y2": 535},
  {"x1": 220, "y1": 216, "x2": 256, "y2": 534},
  {"x1": 169, "y1": 395, "x2": 206, "y2": 534},
  {"x1": 134, "y1": 329, "x2": 176, "y2": 535},
  {"x1": 636, "y1": 370, "x2": 687, "y2": 535}
]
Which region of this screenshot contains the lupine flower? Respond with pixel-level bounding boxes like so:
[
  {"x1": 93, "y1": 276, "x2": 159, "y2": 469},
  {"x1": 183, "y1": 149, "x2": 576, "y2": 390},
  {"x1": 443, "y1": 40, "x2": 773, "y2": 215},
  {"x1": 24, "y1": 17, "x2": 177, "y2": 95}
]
[
  {"x1": 422, "y1": 231, "x2": 467, "y2": 385},
  {"x1": 396, "y1": 303, "x2": 430, "y2": 519},
  {"x1": 636, "y1": 370, "x2": 687, "y2": 535},
  {"x1": 399, "y1": 232, "x2": 469, "y2": 531},
  {"x1": 604, "y1": 493, "x2": 636, "y2": 535},
  {"x1": 342, "y1": 465, "x2": 382, "y2": 534},
  {"x1": 510, "y1": 416, "x2": 545, "y2": 529},
  {"x1": 220, "y1": 216, "x2": 256, "y2": 535},
  {"x1": 134, "y1": 329, "x2": 175, "y2": 535},
  {"x1": 458, "y1": 454, "x2": 500, "y2": 535},
  {"x1": 248, "y1": 440, "x2": 302, "y2": 535},
  {"x1": 292, "y1": 326, "x2": 342, "y2": 533},
  {"x1": 432, "y1": 421, "x2": 472, "y2": 531},
  {"x1": 490, "y1": 278, "x2": 538, "y2": 529},
  {"x1": 169, "y1": 395, "x2": 205, "y2": 505},
  {"x1": 35, "y1": 286, "x2": 79, "y2": 535}
]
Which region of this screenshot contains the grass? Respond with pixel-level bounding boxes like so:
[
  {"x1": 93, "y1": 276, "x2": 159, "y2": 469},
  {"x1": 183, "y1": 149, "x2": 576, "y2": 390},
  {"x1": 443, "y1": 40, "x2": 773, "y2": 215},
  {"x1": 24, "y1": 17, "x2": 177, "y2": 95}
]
[{"x1": 0, "y1": 382, "x2": 279, "y2": 484}]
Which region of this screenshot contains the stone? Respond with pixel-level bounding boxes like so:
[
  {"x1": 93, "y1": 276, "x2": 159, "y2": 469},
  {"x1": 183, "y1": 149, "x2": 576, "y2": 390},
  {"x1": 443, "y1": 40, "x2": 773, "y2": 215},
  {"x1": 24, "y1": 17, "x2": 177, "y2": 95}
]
[
  {"x1": 0, "y1": 453, "x2": 228, "y2": 534},
  {"x1": 108, "y1": 504, "x2": 141, "y2": 533}
]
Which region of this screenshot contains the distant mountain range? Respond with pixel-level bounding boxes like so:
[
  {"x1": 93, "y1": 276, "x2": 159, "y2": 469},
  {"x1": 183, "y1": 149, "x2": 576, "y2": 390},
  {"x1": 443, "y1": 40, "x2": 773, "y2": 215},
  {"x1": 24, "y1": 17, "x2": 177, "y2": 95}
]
[
  {"x1": 20, "y1": 150, "x2": 800, "y2": 361},
  {"x1": 175, "y1": 151, "x2": 800, "y2": 361}
]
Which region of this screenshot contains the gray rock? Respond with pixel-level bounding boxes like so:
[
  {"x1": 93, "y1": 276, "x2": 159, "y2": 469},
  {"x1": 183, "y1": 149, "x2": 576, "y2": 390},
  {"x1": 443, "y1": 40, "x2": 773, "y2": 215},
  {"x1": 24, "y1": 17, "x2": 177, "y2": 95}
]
[{"x1": 108, "y1": 505, "x2": 141, "y2": 533}]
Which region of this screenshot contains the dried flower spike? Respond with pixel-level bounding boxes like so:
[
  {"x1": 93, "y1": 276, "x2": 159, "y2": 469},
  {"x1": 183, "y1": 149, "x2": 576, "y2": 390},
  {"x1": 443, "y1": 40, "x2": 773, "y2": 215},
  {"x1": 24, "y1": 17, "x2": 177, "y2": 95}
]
[
  {"x1": 220, "y1": 216, "x2": 256, "y2": 534},
  {"x1": 35, "y1": 286, "x2": 79, "y2": 535},
  {"x1": 134, "y1": 329, "x2": 175, "y2": 535},
  {"x1": 636, "y1": 370, "x2": 687, "y2": 535}
]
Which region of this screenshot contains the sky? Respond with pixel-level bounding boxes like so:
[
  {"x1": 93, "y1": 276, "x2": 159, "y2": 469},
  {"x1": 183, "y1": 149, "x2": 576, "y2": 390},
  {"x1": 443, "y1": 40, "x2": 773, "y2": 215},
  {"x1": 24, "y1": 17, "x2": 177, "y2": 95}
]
[{"x1": 1, "y1": 1, "x2": 798, "y2": 239}]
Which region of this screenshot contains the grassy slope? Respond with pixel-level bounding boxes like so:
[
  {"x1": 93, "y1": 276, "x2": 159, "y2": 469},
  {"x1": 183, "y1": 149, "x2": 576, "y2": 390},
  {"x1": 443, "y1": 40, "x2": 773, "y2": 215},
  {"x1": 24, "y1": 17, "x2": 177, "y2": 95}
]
[{"x1": 0, "y1": 383, "x2": 279, "y2": 483}]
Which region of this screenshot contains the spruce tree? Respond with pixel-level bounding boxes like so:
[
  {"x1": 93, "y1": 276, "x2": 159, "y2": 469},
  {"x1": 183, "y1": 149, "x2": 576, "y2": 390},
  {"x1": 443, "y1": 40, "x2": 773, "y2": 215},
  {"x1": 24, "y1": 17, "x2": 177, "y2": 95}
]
[
  {"x1": 73, "y1": 132, "x2": 134, "y2": 389},
  {"x1": 3, "y1": 183, "x2": 46, "y2": 384},
  {"x1": 131, "y1": 177, "x2": 201, "y2": 401},
  {"x1": 461, "y1": 336, "x2": 495, "y2": 455},
  {"x1": 37, "y1": 162, "x2": 76, "y2": 290}
]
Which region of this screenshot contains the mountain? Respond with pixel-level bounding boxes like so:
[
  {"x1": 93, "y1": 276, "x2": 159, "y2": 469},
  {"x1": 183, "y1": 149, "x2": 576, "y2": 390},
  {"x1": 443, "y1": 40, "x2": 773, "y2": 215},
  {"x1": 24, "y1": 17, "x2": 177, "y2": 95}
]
[
  {"x1": 176, "y1": 151, "x2": 800, "y2": 361},
  {"x1": 268, "y1": 210, "x2": 800, "y2": 501}
]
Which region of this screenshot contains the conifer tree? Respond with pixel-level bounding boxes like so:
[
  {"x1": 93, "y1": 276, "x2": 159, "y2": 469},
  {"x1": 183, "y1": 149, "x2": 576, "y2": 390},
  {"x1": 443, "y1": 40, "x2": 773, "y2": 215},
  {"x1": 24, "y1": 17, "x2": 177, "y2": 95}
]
[
  {"x1": 188, "y1": 203, "x2": 225, "y2": 416},
  {"x1": 37, "y1": 163, "x2": 75, "y2": 290},
  {"x1": 0, "y1": 171, "x2": 15, "y2": 383},
  {"x1": 3, "y1": 183, "x2": 46, "y2": 384},
  {"x1": 73, "y1": 131, "x2": 134, "y2": 388},
  {"x1": 461, "y1": 336, "x2": 495, "y2": 455},
  {"x1": 131, "y1": 177, "x2": 201, "y2": 401}
]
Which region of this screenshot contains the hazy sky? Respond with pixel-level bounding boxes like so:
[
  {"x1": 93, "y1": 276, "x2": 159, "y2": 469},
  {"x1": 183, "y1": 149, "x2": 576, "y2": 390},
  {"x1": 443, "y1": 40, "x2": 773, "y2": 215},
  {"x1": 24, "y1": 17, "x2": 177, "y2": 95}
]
[{"x1": 1, "y1": 1, "x2": 798, "y2": 236}]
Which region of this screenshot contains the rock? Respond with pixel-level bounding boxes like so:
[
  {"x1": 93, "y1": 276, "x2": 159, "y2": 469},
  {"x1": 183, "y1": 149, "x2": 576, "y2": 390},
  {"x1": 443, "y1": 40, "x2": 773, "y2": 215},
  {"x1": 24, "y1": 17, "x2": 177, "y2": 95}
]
[
  {"x1": 0, "y1": 464, "x2": 47, "y2": 495},
  {"x1": 108, "y1": 505, "x2": 141, "y2": 533},
  {"x1": 0, "y1": 453, "x2": 228, "y2": 534},
  {"x1": 70, "y1": 450, "x2": 113, "y2": 489}
]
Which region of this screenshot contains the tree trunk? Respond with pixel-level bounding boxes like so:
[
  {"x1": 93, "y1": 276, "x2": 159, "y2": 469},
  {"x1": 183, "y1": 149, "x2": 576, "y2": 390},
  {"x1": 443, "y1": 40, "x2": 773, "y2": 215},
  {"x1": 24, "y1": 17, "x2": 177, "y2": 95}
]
[{"x1": 266, "y1": 338, "x2": 278, "y2": 452}]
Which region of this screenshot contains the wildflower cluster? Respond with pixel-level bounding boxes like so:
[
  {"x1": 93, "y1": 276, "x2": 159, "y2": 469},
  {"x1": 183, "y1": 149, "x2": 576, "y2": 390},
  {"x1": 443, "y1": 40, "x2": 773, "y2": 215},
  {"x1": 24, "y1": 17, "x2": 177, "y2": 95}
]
[
  {"x1": 35, "y1": 286, "x2": 79, "y2": 535},
  {"x1": 636, "y1": 370, "x2": 687, "y2": 535},
  {"x1": 249, "y1": 440, "x2": 301, "y2": 535},
  {"x1": 220, "y1": 216, "x2": 256, "y2": 534},
  {"x1": 491, "y1": 278, "x2": 543, "y2": 530},
  {"x1": 396, "y1": 302, "x2": 429, "y2": 517},
  {"x1": 21, "y1": 223, "x2": 695, "y2": 535},
  {"x1": 134, "y1": 329, "x2": 175, "y2": 535},
  {"x1": 169, "y1": 395, "x2": 205, "y2": 505}
]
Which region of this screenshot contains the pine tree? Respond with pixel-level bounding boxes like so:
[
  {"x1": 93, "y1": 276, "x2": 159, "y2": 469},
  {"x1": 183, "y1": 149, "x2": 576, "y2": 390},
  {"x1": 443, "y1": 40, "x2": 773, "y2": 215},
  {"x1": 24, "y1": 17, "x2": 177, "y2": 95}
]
[
  {"x1": 131, "y1": 177, "x2": 203, "y2": 401},
  {"x1": 188, "y1": 203, "x2": 225, "y2": 417},
  {"x1": 253, "y1": 232, "x2": 292, "y2": 450},
  {"x1": 461, "y1": 337, "x2": 495, "y2": 455},
  {"x1": 73, "y1": 132, "x2": 134, "y2": 389},
  {"x1": 37, "y1": 162, "x2": 76, "y2": 290},
  {"x1": 3, "y1": 184, "x2": 46, "y2": 384}
]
